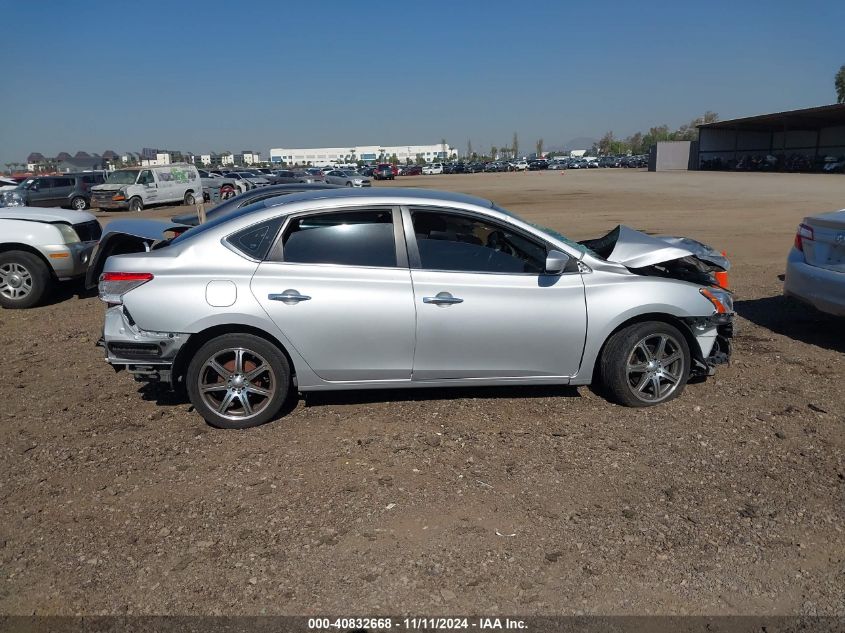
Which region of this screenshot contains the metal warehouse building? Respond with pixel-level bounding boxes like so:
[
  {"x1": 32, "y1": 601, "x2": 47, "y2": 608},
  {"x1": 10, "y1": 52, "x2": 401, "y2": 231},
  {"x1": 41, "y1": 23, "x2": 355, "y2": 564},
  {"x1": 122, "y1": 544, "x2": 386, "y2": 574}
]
[{"x1": 696, "y1": 103, "x2": 845, "y2": 171}]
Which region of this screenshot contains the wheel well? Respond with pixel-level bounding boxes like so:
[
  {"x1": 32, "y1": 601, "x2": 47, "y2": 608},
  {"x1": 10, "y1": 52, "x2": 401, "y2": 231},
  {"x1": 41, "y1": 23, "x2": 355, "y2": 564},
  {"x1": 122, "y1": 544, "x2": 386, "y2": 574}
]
[
  {"x1": 0, "y1": 243, "x2": 57, "y2": 280},
  {"x1": 171, "y1": 324, "x2": 296, "y2": 392},
  {"x1": 593, "y1": 313, "x2": 701, "y2": 381}
]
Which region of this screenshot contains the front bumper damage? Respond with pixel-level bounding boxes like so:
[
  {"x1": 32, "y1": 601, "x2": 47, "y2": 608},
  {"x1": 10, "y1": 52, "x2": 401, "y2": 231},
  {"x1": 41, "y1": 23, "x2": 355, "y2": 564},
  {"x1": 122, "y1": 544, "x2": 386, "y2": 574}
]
[
  {"x1": 684, "y1": 313, "x2": 733, "y2": 378},
  {"x1": 98, "y1": 305, "x2": 188, "y2": 384}
]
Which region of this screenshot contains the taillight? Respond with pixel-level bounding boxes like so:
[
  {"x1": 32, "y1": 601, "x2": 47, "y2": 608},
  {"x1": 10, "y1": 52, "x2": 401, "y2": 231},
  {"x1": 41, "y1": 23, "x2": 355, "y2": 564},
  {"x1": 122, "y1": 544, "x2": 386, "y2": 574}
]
[
  {"x1": 98, "y1": 272, "x2": 153, "y2": 304},
  {"x1": 794, "y1": 223, "x2": 814, "y2": 252}
]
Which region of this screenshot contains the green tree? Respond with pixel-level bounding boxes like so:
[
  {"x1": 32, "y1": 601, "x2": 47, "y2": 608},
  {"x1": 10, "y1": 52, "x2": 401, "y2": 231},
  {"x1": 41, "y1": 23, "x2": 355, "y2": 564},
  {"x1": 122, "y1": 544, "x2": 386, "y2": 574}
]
[{"x1": 836, "y1": 65, "x2": 845, "y2": 103}]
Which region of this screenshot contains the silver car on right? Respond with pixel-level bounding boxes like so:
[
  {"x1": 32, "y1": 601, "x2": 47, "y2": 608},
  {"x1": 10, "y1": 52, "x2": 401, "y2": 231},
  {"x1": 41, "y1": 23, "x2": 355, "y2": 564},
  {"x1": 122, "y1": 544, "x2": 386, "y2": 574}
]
[
  {"x1": 95, "y1": 188, "x2": 734, "y2": 429},
  {"x1": 784, "y1": 209, "x2": 845, "y2": 316}
]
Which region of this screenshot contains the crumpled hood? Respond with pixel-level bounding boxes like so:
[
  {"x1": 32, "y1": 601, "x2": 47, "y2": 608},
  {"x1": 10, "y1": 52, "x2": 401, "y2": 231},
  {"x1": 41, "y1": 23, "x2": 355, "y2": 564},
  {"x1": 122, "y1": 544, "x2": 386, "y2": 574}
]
[{"x1": 584, "y1": 225, "x2": 729, "y2": 271}]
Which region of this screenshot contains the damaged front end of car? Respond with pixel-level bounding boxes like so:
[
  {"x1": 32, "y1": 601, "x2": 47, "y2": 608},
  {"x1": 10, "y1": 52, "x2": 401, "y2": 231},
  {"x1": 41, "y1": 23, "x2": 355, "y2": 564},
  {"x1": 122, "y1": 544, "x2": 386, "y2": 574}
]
[{"x1": 581, "y1": 225, "x2": 734, "y2": 377}]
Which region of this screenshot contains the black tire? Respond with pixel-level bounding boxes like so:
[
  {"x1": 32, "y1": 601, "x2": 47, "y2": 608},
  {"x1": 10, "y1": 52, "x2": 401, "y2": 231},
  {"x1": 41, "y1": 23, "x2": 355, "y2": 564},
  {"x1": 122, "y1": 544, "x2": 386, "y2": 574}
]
[
  {"x1": 599, "y1": 321, "x2": 690, "y2": 407},
  {"x1": 128, "y1": 197, "x2": 143, "y2": 212},
  {"x1": 346, "y1": 181, "x2": 353, "y2": 187},
  {"x1": 186, "y1": 333, "x2": 291, "y2": 429},
  {"x1": 184, "y1": 191, "x2": 196, "y2": 206},
  {"x1": 0, "y1": 250, "x2": 52, "y2": 309},
  {"x1": 70, "y1": 196, "x2": 89, "y2": 210}
]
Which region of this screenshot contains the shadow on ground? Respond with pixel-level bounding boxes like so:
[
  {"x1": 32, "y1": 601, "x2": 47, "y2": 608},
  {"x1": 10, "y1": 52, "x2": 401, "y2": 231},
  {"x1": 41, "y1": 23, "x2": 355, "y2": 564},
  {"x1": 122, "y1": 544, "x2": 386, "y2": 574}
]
[
  {"x1": 735, "y1": 295, "x2": 844, "y2": 354},
  {"x1": 301, "y1": 384, "x2": 581, "y2": 408}
]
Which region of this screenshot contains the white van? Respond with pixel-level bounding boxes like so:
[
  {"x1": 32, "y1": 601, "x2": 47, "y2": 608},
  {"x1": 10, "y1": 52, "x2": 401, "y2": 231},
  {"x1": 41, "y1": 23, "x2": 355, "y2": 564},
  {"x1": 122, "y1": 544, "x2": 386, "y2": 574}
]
[{"x1": 91, "y1": 163, "x2": 202, "y2": 212}]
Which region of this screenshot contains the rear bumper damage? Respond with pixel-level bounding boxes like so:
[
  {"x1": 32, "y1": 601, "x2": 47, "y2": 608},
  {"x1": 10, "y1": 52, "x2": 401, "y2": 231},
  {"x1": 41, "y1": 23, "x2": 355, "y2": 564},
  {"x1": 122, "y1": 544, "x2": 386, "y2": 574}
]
[{"x1": 98, "y1": 305, "x2": 188, "y2": 384}]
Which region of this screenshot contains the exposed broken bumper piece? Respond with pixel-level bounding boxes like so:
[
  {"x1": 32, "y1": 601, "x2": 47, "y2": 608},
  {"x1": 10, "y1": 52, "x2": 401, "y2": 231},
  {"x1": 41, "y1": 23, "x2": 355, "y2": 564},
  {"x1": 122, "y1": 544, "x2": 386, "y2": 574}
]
[
  {"x1": 684, "y1": 315, "x2": 734, "y2": 377},
  {"x1": 100, "y1": 305, "x2": 188, "y2": 383}
]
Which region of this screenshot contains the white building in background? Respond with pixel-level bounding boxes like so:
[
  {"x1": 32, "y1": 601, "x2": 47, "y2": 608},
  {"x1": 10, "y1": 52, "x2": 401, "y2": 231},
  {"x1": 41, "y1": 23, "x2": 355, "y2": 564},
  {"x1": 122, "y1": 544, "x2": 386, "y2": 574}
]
[
  {"x1": 269, "y1": 143, "x2": 456, "y2": 166},
  {"x1": 199, "y1": 154, "x2": 212, "y2": 166},
  {"x1": 220, "y1": 153, "x2": 235, "y2": 166},
  {"x1": 141, "y1": 152, "x2": 174, "y2": 166}
]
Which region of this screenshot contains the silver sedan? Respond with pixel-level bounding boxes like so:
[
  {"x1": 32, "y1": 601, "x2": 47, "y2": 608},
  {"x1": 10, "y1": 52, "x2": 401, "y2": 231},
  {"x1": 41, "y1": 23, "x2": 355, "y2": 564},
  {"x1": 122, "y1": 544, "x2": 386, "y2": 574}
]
[
  {"x1": 97, "y1": 189, "x2": 734, "y2": 428},
  {"x1": 324, "y1": 170, "x2": 371, "y2": 187}
]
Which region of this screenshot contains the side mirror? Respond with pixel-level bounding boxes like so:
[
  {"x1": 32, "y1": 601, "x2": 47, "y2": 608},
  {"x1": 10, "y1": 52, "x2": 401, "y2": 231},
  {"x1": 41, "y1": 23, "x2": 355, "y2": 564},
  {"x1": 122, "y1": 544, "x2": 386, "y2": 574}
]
[{"x1": 545, "y1": 249, "x2": 569, "y2": 274}]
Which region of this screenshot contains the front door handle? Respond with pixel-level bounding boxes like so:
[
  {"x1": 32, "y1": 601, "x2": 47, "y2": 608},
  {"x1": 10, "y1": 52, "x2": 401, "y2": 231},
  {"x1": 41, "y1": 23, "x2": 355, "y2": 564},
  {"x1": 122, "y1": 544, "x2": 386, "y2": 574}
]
[
  {"x1": 269, "y1": 289, "x2": 311, "y2": 304},
  {"x1": 423, "y1": 292, "x2": 464, "y2": 305}
]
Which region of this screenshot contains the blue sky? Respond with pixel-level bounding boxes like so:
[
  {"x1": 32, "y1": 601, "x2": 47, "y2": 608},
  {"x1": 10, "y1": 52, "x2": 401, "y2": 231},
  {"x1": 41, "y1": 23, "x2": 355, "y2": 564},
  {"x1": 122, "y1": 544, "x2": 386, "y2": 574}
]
[{"x1": 0, "y1": 0, "x2": 842, "y2": 164}]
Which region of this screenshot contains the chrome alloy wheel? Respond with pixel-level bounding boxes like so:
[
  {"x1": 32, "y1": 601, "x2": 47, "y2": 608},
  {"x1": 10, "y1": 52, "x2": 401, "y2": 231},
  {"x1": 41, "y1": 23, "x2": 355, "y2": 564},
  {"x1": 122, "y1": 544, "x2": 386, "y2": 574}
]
[
  {"x1": 198, "y1": 347, "x2": 275, "y2": 421},
  {"x1": 0, "y1": 262, "x2": 33, "y2": 301},
  {"x1": 625, "y1": 333, "x2": 685, "y2": 403}
]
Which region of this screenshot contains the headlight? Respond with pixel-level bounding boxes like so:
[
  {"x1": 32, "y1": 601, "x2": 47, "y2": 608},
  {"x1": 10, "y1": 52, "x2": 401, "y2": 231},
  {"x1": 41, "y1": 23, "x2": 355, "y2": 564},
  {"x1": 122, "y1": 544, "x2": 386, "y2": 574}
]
[
  {"x1": 700, "y1": 287, "x2": 733, "y2": 314},
  {"x1": 0, "y1": 190, "x2": 25, "y2": 207},
  {"x1": 56, "y1": 223, "x2": 81, "y2": 244}
]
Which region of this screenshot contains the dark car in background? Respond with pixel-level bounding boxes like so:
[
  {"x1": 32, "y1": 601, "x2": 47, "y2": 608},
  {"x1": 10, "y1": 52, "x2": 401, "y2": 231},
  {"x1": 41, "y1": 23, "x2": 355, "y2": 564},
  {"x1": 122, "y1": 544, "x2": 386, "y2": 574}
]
[
  {"x1": 400, "y1": 165, "x2": 422, "y2": 176},
  {"x1": 528, "y1": 160, "x2": 548, "y2": 171},
  {"x1": 373, "y1": 164, "x2": 395, "y2": 180},
  {"x1": 8, "y1": 173, "x2": 106, "y2": 210},
  {"x1": 170, "y1": 183, "x2": 340, "y2": 226}
]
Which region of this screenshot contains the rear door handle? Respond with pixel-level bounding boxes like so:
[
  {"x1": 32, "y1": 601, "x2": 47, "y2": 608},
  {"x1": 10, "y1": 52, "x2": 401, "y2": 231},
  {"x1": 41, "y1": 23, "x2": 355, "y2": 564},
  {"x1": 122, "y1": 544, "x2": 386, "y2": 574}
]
[
  {"x1": 423, "y1": 292, "x2": 463, "y2": 305},
  {"x1": 269, "y1": 289, "x2": 311, "y2": 304}
]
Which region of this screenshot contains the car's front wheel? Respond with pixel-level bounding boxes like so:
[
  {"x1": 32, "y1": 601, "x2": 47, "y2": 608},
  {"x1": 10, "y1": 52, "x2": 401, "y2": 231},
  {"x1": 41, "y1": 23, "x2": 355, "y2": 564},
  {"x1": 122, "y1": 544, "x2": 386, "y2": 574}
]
[
  {"x1": 0, "y1": 250, "x2": 51, "y2": 309},
  {"x1": 184, "y1": 191, "x2": 196, "y2": 206},
  {"x1": 186, "y1": 333, "x2": 291, "y2": 429},
  {"x1": 128, "y1": 197, "x2": 143, "y2": 212},
  {"x1": 599, "y1": 321, "x2": 690, "y2": 407}
]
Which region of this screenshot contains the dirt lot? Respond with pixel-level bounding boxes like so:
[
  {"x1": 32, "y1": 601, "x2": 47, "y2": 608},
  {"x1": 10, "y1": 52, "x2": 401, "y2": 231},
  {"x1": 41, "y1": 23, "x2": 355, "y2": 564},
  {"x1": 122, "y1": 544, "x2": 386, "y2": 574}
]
[{"x1": 1, "y1": 170, "x2": 843, "y2": 616}]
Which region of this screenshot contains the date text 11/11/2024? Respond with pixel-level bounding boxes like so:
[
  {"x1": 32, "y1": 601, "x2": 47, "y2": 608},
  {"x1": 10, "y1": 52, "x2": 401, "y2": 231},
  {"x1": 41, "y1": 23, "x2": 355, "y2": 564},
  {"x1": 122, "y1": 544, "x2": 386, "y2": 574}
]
[{"x1": 307, "y1": 617, "x2": 528, "y2": 630}]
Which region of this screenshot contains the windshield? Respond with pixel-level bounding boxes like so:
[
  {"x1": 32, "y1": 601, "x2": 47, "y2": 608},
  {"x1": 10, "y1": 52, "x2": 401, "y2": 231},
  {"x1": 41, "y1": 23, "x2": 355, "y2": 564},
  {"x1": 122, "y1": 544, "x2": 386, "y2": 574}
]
[
  {"x1": 106, "y1": 170, "x2": 139, "y2": 185},
  {"x1": 492, "y1": 204, "x2": 594, "y2": 256}
]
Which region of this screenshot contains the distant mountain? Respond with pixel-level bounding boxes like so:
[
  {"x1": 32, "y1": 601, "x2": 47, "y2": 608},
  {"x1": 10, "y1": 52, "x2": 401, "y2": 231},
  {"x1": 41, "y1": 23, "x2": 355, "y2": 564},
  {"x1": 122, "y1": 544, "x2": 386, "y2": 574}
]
[{"x1": 565, "y1": 137, "x2": 597, "y2": 150}]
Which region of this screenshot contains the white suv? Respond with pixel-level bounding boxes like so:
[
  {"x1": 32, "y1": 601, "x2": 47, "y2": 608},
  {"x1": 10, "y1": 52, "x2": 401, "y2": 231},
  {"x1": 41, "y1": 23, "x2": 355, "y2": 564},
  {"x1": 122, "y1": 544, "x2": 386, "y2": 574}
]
[
  {"x1": 0, "y1": 207, "x2": 101, "y2": 308},
  {"x1": 422, "y1": 163, "x2": 444, "y2": 175}
]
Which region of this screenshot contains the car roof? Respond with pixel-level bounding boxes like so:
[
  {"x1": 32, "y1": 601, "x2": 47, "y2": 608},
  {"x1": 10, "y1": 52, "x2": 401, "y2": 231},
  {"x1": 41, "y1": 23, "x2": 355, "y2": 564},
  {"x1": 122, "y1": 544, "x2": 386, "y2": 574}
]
[{"x1": 260, "y1": 187, "x2": 494, "y2": 210}]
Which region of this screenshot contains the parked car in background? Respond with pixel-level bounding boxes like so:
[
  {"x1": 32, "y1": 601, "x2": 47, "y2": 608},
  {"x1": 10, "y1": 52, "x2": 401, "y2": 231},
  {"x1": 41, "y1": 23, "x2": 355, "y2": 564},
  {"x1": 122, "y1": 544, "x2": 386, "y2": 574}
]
[
  {"x1": 1, "y1": 207, "x2": 101, "y2": 308},
  {"x1": 0, "y1": 177, "x2": 20, "y2": 191},
  {"x1": 96, "y1": 188, "x2": 733, "y2": 428},
  {"x1": 92, "y1": 164, "x2": 202, "y2": 212},
  {"x1": 324, "y1": 170, "x2": 371, "y2": 187},
  {"x1": 513, "y1": 160, "x2": 529, "y2": 171},
  {"x1": 547, "y1": 159, "x2": 568, "y2": 170},
  {"x1": 784, "y1": 209, "x2": 845, "y2": 316},
  {"x1": 305, "y1": 168, "x2": 326, "y2": 182},
  {"x1": 528, "y1": 160, "x2": 548, "y2": 170},
  {"x1": 401, "y1": 165, "x2": 423, "y2": 176},
  {"x1": 197, "y1": 169, "x2": 239, "y2": 200},
  {"x1": 373, "y1": 164, "x2": 395, "y2": 180},
  {"x1": 225, "y1": 172, "x2": 271, "y2": 188},
  {"x1": 422, "y1": 163, "x2": 444, "y2": 175},
  {"x1": 4, "y1": 173, "x2": 106, "y2": 210}
]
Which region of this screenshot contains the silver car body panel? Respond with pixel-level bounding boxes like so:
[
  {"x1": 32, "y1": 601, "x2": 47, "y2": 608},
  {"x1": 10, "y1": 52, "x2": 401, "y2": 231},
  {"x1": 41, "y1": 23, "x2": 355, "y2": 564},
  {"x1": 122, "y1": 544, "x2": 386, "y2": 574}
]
[
  {"x1": 100, "y1": 188, "x2": 730, "y2": 390},
  {"x1": 783, "y1": 209, "x2": 845, "y2": 316}
]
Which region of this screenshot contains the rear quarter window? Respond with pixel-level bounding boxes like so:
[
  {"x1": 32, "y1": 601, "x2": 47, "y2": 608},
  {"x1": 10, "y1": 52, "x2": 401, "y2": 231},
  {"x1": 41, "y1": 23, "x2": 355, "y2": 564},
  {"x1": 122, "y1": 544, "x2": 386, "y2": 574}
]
[{"x1": 225, "y1": 217, "x2": 284, "y2": 260}]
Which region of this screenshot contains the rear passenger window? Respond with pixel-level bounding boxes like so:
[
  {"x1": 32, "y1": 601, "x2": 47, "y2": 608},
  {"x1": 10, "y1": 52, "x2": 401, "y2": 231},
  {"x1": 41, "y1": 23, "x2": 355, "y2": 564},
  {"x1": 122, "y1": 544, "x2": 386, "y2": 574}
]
[
  {"x1": 281, "y1": 210, "x2": 396, "y2": 267},
  {"x1": 226, "y1": 217, "x2": 284, "y2": 260}
]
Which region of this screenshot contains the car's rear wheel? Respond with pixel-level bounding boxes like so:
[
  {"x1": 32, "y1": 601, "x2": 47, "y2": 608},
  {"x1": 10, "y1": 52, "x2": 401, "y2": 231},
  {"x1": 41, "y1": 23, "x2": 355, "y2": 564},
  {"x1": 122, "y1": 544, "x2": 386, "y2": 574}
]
[
  {"x1": 184, "y1": 191, "x2": 196, "y2": 206},
  {"x1": 220, "y1": 185, "x2": 235, "y2": 199},
  {"x1": 70, "y1": 196, "x2": 88, "y2": 210},
  {"x1": 599, "y1": 321, "x2": 690, "y2": 407},
  {"x1": 0, "y1": 251, "x2": 51, "y2": 309},
  {"x1": 186, "y1": 333, "x2": 291, "y2": 429},
  {"x1": 346, "y1": 181, "x2": 353, "y2": 187},
  {"x1": 128, "y1": 197, "x2": 143, "y2": 212}
]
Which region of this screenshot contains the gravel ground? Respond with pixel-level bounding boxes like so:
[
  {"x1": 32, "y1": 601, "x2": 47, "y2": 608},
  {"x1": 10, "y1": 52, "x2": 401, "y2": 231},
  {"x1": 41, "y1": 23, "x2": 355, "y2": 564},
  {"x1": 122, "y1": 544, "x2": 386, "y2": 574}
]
[{"x1": 0, "y1": 170, "x2": 843, "y2": 616}]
